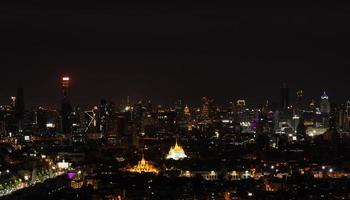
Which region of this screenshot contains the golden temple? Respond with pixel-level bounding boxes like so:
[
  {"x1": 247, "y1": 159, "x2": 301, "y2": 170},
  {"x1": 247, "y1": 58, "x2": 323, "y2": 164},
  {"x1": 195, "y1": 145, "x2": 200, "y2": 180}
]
[{"x1": 127, "y1": 155, "x2": 159, "y2": 174}]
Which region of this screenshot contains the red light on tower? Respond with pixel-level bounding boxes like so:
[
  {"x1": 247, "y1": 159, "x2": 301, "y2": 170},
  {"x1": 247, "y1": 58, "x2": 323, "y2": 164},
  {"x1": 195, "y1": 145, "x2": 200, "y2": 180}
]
[
  {"x1": 62, "y1": 76, "x2": 70, "y2": 87},
  {"x1": 62, "y1": 76, "x2": 70, "y2": 98}
]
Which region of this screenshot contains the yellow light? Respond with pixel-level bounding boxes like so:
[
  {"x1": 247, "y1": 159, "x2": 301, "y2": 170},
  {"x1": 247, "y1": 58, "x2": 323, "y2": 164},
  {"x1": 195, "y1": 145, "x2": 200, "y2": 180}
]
[{"x1": 126, "y1": 155, "x2": 159, "y2": 174}]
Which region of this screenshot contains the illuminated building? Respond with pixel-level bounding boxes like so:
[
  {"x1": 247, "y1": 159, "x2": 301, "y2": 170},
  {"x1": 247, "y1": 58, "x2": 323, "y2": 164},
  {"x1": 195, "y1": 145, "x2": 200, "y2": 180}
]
[
  {"x1": 132, "y1": 101, "x2": 145, "y2": 135},
  {"x1": 345, "y1": 100, "x2": 350, "y2": 130},
  {"x1": 234, "y1": 100, "x2": 247, "y2": 127},
  {"x1": 237, "y1": 100, "x2": 246, "y2": 107},
  {"x1": 295, "y1": 90, "x2": 304, "y2": 116},
  {"x1": 70, "y1": 178, "x2": 83, "y2": 189},
  {"x1": 14, "y1": 88, "x2": 25, "y2": 133},
  {"x1": 57, "y1": 160, "x2": 71, "y2": 170},
  {"x1": 127, "y1": 155, "x2": 159, "y2": 174},
  {"x1": 62, "y1": 76, "x2": 70, "y2": 98},
  {"x1": 184, "y1": 104, "x2": 191, "y2": 117},
  {"x1": 166, "y1": 140, "x2": 187, "y2": 160},
  {"x1": 306, "y1": 127, "x2": 327, "y2": 137},
  {"x1": 70, "y1": 171, "x2": 84, "y2": 189},
  {"x1": 201, "y1": 97, "x2": 209, "y2": 119},
  {"x1": 201, "y1": 97, "x2": 214, "y2": 120},
  {"x1": 61, "y1": 76, "x2": 73, "y2": 134},
  {"x1": 203, "y1": 171, "x2": 218, "y2": 181},
  {"x1": 320, "y1": 91, "x2": 330, "y2": 114},
  {"x1": 319, "y1": 92, "x2": 331, "y2": 128},
  {"x1": 180, "y1": 170, "x2": 192, "y2": 178}
]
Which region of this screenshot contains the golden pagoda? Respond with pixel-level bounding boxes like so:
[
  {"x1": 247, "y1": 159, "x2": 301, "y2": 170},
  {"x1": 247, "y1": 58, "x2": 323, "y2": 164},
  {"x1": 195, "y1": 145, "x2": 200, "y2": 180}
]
[
  {"x1": 127, "y1": 155, "x2": 159, "y2": 174},
  {"x1": 166, "y1": 140, "x2": 187, "y2": 160},
  {"x1": 184, "y1": 104, "x2": 191, "y2": 116}
]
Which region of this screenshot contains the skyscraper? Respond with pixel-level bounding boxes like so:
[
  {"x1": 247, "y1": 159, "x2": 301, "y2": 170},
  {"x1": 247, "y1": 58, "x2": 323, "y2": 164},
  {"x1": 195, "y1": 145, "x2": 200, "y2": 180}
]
[
  {"x1": 62, "y1": 76, "x2": 70, "y2": 98},
  {"x1": 345, "y1": 100, "x2": 350, "y2": 130},
  {"x1": 280, "y1": 83, "x2": 289, "y2": 112},
  {"x1": 14, "y1": 88, "x2": 25, "y2": 133},
  {"x1": 61, "y1": 76, "x2": 72, "y2": 134},
  {"x1": 201, "y1": 97, "x2": 214, "y2": 120},
  {"x1": 320, "y1": 91, "x2": 330, "y2": 114},
  {"x1": 295, "y1": 90, "x2": 304, "y2": 115}
]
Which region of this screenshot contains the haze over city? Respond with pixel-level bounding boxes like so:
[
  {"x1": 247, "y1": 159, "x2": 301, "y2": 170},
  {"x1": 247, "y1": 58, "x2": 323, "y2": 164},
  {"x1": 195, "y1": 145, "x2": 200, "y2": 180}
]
[{"x1": 1, "y1": 3, "x2": 350, "y2": 107}]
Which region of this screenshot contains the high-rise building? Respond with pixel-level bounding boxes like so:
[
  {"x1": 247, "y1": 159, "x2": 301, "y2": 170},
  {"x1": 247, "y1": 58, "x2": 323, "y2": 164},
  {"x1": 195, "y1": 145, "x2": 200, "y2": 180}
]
[
  {"x1": 133, "y1": 101, "x2": 145, "y2": 135},
  {"x1": 14, "y1": 88, "x2": 25, "y2": 133},
  {"x1": 320, "y1": 91, "x2": 330, "y2": 114},
  {"x1": 280, "y1": 83, "x2": 289, "y2": 112},
  {"x1": 62, "y1": 76, "x2": 70, "y2": 99},
  {"x1": 346, "y1": 100, "x2": 350, "y2": 119},
  {"x1": 344, "y1": 100, "x2": 350, "y2": 130},
  {"x1": 61, "y1": 76, "x2": 73, "y2": 134},
  {"x1": 201, "y1": 97, "x2": 210, "y2": 119},
  {"x1": 201, "y1": 97, "x2": 214, "y2": 121},
  {"x1": 295, "y1": 90, "x2": 304, "y2": 115},
  {"x1": 174, "y1": 99, "x2": 184, "y2": 121}
]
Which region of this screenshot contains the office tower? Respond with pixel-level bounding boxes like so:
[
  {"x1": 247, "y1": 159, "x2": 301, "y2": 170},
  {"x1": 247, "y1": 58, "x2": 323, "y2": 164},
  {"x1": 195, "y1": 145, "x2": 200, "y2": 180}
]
[
  {"x1": 295, "y1": 90, "x2": 304, "y2": 115},
  {"x1": 14, "y1": 88, "x2": 25, "y2": 133},
  {"x1": 61, "y1": 76, "x2": 73, "y2": 134},
  {"x1": 280, "y1": 83, "x2": 289, "y2": 112},
  {"x1": 201, "y1": 97, "x2": 210, "y2": 119},
  {"x1": 320, "y1": 92, "x2": 330, "y2": 114},
  {"x1": 296, "y1": 116, "x2": 306, "y2": 136},
  {"x1": 201, "y1": 97, "x2": 214, "y2": 120},
  {"x1": 99, "y1": 99, "x2": 109, "y2": 135},
  {"x1": 235, "y1": 99, "x2": 247, "y2": 123},
  {"x1": 146, "y1": 100, "x2": 153, "y2": 113},
  {"x1": 36, "y1": 107, "x2": 47, "y2": 134},
  {"x1": 62, "y1": 76, "x2": 70, "y2": 98},
  {"x1": 345, "y1": 100, "x2": 350, "y2": 130},
  {"x1": 133, "y1": 101, "x2": 144, "y2": 134},
  {"x1": 71, "y1": 107, "x2": 87, "y2": 143},
  {"x1": 116, "y1": 114, "x2": 127, "y2": 136},
  {"x1": 175, "y1": 99, "x2": 184, "y2": 121}
]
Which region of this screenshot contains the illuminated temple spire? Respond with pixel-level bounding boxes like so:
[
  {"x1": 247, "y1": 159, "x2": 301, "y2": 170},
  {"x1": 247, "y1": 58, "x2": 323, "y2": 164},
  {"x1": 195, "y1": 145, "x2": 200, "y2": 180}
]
[
  {"x1": 166, "y1": 140, "x2": 187, "y2": 160},
  {"x1": 127, "y1": 155, "x2": 159, "y2": 174}
]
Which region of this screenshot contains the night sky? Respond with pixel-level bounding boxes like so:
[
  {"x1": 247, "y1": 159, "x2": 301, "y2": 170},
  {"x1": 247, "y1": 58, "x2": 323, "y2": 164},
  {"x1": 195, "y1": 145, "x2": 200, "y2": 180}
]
[{"x1": 1, "y1": 3, "x2": 350, "y2": 108}]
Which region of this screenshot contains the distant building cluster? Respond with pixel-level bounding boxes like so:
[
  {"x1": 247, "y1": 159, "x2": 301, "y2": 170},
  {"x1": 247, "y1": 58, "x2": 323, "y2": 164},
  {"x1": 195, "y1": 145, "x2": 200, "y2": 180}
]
[
  {"x1": 0, "y1": 79, "x2": 348, "y2": 149},
  {"x1": 1, "y1": 78, "x2": 350, "y2": 199}
]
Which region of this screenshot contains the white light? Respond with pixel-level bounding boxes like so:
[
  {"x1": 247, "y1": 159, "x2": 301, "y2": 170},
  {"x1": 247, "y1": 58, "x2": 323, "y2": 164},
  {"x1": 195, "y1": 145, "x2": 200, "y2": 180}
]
[
  {"x1": 248, "y1": 192, "x2": 253, "y2": 197},
  {"x1": 322, "y1": 166, "x2": 326, "y2": 170},
  {"x1": 329, "y1": 168, "x2": 333, "y2": 173},
  {"x1": 124, "y1": 106, "x2": 131, "y2": 111},
  {"x1": 46, "y1": 123, "x2": 55, "y2": 128},
  {"x1": 24, "y1": 135, "x2": 30, "y2": 141},
  {"x1": 57, "y1": 160, "x2": 70, "y2": 169}
]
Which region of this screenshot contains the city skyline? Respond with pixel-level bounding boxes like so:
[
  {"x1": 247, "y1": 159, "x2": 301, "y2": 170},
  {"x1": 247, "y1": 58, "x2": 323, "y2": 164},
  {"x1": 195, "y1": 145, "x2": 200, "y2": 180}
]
[
  {"x1": 0, "y1": 82, "x2": 344, "y2": 109},
  {"x1": 2, "y1": 3, "x2": 350, "y2": 199},
  {"x1": 1, "y1": 3, "x2": 350, "y2": 106}
]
